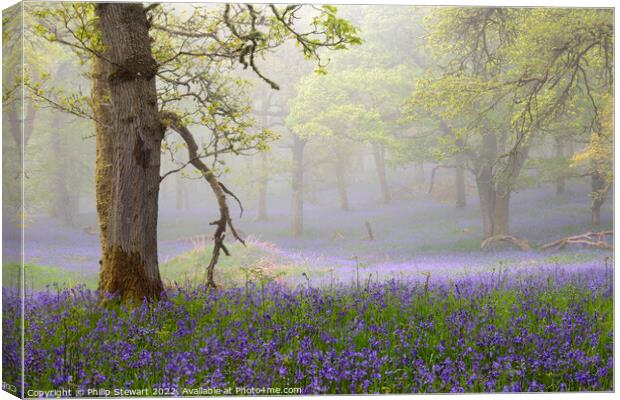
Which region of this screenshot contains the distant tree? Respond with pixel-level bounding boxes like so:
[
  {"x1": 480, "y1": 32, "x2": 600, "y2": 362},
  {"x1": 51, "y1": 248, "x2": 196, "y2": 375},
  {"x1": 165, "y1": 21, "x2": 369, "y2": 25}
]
[
  {"x1": 247, "y1": 43, "x2": 314, "y2": 234},
  {"x1": 407, "y1": 7, "x2": 613, "y2": 239},
  {"x1": 223, "y1": 90, "x2": 290, "y2": 222},
  {"x1": 4, "y1": 10, "x2": 93, "y2": 226},
  {"x1": 252, "y1": 90, "x2": 290, "y2": 221},
  {"x1": 289, "y1": 65, "x2": 416, "y2": 206},
  {"x1": 572, "y1": 94, "x2": 613, "y2": 226}
]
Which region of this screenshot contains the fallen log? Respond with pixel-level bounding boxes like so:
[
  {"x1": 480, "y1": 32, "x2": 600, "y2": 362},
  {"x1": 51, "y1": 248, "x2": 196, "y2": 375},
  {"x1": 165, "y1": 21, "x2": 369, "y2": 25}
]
[
  {"x1": 541, "y1": 231, "x2": 613, "y2": 251},
  {"x1": 481, "y1": 235, "x2": 531, "y2": 251}
]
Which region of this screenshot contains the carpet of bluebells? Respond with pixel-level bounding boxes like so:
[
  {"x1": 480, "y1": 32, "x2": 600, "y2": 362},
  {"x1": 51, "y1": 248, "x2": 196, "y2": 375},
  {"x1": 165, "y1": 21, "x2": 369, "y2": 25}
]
[{"x1": 3, "y1": 262, "x2": 613, "y2": 395}]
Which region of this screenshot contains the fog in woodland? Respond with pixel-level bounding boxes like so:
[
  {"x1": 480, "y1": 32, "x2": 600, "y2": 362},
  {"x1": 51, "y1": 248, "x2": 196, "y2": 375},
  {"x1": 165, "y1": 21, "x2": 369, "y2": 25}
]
[
  {"x1": 1, "y1": 2, "x2": 614, "y2": 395},
  {"x1": 3, "y1": 4, "x2": 612, "y2": 292}
]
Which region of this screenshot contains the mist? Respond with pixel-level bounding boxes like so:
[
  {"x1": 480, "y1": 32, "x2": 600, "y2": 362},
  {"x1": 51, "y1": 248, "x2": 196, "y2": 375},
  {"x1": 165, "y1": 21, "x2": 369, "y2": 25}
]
[{"x1": 2, "y1": 3, "x2": 613, "y2": 394}]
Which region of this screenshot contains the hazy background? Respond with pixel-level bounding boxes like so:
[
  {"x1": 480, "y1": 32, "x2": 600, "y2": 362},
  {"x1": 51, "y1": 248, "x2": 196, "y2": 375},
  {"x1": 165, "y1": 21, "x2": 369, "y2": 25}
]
[{"x1": 3, "y1": 4, "x2": 613, "y2": 290}]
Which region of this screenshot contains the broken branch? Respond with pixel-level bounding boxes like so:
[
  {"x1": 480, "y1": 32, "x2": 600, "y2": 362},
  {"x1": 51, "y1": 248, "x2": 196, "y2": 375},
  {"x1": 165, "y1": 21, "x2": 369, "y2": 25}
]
[
  {"x1": 161, "y1": 111, "x2": 246, "y2": 289},
  {"x1": 481, "y1": 235, "x2": 532, "y2": 251},
  {"x1": 541, "y1": 231, "x2": 613, "y2": 251}
]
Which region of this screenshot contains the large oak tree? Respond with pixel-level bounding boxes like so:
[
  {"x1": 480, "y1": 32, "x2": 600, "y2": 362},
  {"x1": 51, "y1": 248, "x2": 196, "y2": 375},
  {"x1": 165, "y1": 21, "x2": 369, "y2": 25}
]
[{"x1": 32, "y1": 2, "x2": 360, "y2": 301}]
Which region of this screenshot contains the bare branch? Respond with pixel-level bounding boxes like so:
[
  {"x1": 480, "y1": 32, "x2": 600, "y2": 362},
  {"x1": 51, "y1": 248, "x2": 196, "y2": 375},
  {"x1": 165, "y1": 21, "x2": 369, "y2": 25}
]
[{"x1": 161, "y1": 111, "x2": 246, "y2": 289}]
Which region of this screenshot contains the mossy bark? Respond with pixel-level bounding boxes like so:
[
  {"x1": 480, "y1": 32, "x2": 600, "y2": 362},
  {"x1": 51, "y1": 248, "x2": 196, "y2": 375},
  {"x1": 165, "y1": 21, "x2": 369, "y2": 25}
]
[
  {"x1": 492, "y1": 194, "x2": 510, "y2": 236},
  {"x1": 99, "y1": 246, "x2": 163, "y2": 301},
  {"x1": 95, "y1": 3, "x2": 164, "y2": 302},
  {"x1": 475, "y1": 131, "x2": 529, "y2": 240},
  {"x1": 476, "y1": 177, "x2": 495, "y2": 240},
  {"x1": 91, "y1": 49, "x2": 113, "y2": 286}
]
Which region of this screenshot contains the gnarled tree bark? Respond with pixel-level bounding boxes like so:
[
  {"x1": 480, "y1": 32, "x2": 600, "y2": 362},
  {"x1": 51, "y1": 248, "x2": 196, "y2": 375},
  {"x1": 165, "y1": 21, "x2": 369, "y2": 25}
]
[
  {"x1": 95, "y1": 3, "x2": 164, "y2": 302},
  {"x1": 475, "y1": 131, "x2": 497, "y2": 239},
  {"x1": 474, "y1": 130, "x2": 529, "y2": 240},
  {"x1": 91, "y1": 48, "x2": 114, "y2": 286},
  {"x1": 480, "y1": 234, "x2": 531, "y2": 251},
  {"x1": 542, "y1": 231, "x2": 612, "y2": 251}
]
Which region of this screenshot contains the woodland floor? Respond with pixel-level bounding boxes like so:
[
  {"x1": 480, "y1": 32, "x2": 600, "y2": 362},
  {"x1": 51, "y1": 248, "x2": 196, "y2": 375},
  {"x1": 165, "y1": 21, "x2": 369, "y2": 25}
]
[{"x1": 4, "y1": 182, "x2": 613, "y2": 291}]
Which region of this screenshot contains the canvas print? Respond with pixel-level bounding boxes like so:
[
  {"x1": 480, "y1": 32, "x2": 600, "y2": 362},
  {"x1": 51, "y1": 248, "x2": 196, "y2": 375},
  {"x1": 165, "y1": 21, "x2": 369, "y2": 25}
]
[{"x1": 1, "y1": 1, "x2": 614, "y2": 397}]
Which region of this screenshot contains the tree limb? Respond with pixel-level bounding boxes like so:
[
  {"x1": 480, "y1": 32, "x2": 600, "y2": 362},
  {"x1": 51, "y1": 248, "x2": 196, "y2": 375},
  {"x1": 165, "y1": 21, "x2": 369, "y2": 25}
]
[
  {"x1": 161, "y1": 111, "x2": 246, "y2": 289},
  {"x1": 428, "y1": 164, "x2": 456, "y2": 194},
  {"x1": 481, "y1": 235, "x2": 531, "y2": 251},
  {"x1": 541, "y1": 231, "x2": 613, "y2": 251}
]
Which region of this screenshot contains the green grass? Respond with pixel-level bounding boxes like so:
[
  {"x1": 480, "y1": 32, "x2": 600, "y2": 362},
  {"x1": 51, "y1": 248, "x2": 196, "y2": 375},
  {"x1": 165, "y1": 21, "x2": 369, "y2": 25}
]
[
  {"x1": 418, "y1": 237, "x2": 482, "y2": 253},
  {"x1": 13, "y1": 269, "x2": 613, "y2": 393},
  {"x1": 3, "y1": 242, "x2": 292, "y2": 291},
  {"x1": 160, "y1": 241, "x2": 308, "y2": 288},
  {"x1": 3, "y1": 241, "x2": 283, "y2": 291},
  {"x1": 2, "y1": 263, "x2": 97, "y2": 291}
]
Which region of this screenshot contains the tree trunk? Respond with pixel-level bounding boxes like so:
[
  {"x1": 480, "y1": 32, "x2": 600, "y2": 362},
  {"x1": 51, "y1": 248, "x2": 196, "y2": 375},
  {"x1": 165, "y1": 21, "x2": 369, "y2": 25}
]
[
  {"x1": 592, "y1": 201, "x2": 601, "y2": 227},
  {"x1": 372, "y1": 142, "x2": 391, "y2": 204},
  {"x1": 175, "y1": 173, "x2": 188, "y2": 210},
  {"x1": 8, "y1": 99, "x2": 37, "y2": 167},
  {"x1": 291, "y1": 135, "x2": 305, "y2": 236},
  {"x1": 476, "y1": 177, "x2": 495, "y2": 240},
  {"x1": 455, "y1": 153, "x2": 466, "y2": 208},
  {"x1": 492, "y1": 193, "x2": 510, "y2": 236},
  {"x1": 475, "y1": 179, "x2": 511, "y2": 238},
  {"x1": 95, "y1": 3, "x2": 164, "y2": 302},
  {"x1": 69, "y1": 159, "x2": 81, "y2": 221},
  {"x1": 257, "y1": 151, "x2": 268, "y2": 221},
  {"x1": 335, "y1": 152, "x2": 349, "y2": 211},
  {"x1": 554, "y1": 138, "x2": 566, "y2": 195},
  {"x1": 591, "y1": 169, "x2": 607, "y2": 227},
  {"x1": 91, "y1": 56, "x2": 113, "y2": 264},
  {"x1": 476, "y1": 132, "x2": 497, "y2": 240},
  {"x1": 49, "y1": 114, "x2": 74, "y2": 225}
]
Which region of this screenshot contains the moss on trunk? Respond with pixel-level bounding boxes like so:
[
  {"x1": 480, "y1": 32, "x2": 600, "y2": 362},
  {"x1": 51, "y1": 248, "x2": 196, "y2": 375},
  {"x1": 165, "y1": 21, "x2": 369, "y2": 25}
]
[{"x1": 99, "y1": 246, "x2": 164, "y2": 302}]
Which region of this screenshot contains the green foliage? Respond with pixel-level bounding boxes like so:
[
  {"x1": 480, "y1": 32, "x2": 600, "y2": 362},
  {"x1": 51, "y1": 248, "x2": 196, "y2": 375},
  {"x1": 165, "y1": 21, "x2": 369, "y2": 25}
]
[
  {"x1": 405, "y1": 7, "x2": 613, "y2": 194},
  {"x1": 28, "y1": 3, "x2": 361, "y2": 175},
  {"x1": 287, "y1": 56, "x2": 416, "y2": 148},
  {"x1": 285, "y1": 6, "x2": 440, "y2": 174}
]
